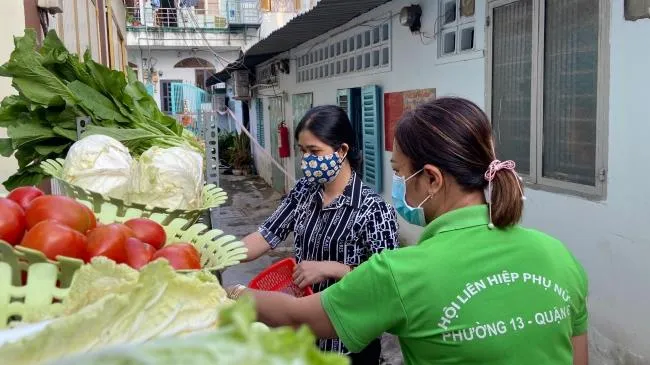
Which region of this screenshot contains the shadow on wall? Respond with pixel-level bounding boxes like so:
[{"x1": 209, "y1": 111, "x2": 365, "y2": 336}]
[{"x1": 589, "y1": 327, "x2": 648, "y2": 365}]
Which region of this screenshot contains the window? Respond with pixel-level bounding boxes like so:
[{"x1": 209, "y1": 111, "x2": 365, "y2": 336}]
[
  {"x1": 488, "y1": 0, "x2": 608, "y2": 196},
  {"x1": 373, "y1": 26, "x2": 380, "y2": 44},
  {"x1": 372, "y1": 49, "x2": 380, "y2": 66},
  {"x1": 295, "y1": 19, "x2": 391, "y2": 83},
  {"x1": 439, "y1": 0, "x2": 476, "y2": 57},
  {"x1": 255, "y1": 99, "x2": 265, "y2": 148},
  {"x1": 160, "y1": 80, "x2": 182, "y2": 114}
]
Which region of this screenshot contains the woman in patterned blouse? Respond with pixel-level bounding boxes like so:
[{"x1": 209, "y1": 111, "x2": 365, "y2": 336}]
[{"x1": 241, "y1": 105, "x2": 400, "y2": 364}]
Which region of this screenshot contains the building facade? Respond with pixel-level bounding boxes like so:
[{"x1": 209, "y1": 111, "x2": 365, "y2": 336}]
[
  {"x1": 124, "y1": 0, "x2": 313, "y2": 114},
  {"x1": 221, "y1": 0, "x2": 650, "y2": 363}
]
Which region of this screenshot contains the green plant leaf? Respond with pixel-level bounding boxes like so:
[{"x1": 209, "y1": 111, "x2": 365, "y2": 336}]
[
  {"x1": 83, "y1": 51, "x2": 127, "y2": 100},
  {"x1": 2, "y1": 164, "x2": 45, "y2": 190},
  {"x1": 0, "y1": 138, "x2": 14, "y2": 157},
  {"x1": 7, "y1": 123, "x2": 56, "y2": 140},
  {"x1": 53, "y1": 126, "x2": 78, "y2": 141},
  {"x1": 34, "y1": 140, "x2": 71, "y2": 155},
  {"x1": 83, "y1": 125, "x2": 161, "y2": 141},
  {"x1": 46, "y1": 106, "x2": 79, "y2": 129},
  {"x1": 67, "y1": 81, "x2": 130, "y2": 124},
  {"x1": 1, "y1": 30, "x2": 78, "y2": 106}
]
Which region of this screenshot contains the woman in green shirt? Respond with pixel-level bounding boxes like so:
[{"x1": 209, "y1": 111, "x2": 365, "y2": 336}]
[{"x1": 228, "y1": 97, "x2": 589, "y2": 365}]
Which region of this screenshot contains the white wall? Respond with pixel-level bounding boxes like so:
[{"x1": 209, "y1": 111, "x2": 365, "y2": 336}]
[
  {"x1": 526, "y1": 4, "x2": 650, "y2": 363},
  {"x1": 0, "y1": 1, "x2": 25, "y2": 194},
  {"x1": 255, "y1": 0, "x2": 650, "y2": 363},
  {"x1": 127, "y1": 48, "x2": 240, "y2": 108},
  {"x1": 260, "y1": 0, "x2": 486, "y2": 230}
]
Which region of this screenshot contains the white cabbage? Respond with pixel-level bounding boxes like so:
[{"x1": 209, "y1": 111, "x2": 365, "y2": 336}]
[
  {"x1": 129, "y1": 146, "x2": 203, "y2": 210},
  {"x1": 62, "y1": 135, "x2": 133, "y2": 199}
]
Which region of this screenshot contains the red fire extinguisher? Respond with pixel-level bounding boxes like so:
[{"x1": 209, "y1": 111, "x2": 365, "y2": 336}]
[{"x1": 278, "y1": 122, "x2": 290, "y2": 158}]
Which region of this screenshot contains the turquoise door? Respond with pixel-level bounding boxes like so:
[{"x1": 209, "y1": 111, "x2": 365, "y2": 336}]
[
  {"x1": 268, "y1": 97, "x2": 285, "y2": 193},
  {"x1": 291, "y1": 93, "x2": 313, "y2": 179}
]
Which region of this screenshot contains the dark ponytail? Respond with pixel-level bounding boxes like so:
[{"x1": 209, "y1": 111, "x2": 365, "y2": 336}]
[
  {"x1": 488, "y1": 164, "x2": 525, "y2": 228},
  {"x1": 394, "y1": 97, "x2": 524, "y2": 228},
  {"x1": 295, "y1": 105, "x2": 363, "y2": 174}
]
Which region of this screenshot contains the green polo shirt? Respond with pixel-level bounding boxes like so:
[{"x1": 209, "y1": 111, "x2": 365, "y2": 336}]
[{"x1": 321, "y1": 205, "x2": 588, "y2": 364}]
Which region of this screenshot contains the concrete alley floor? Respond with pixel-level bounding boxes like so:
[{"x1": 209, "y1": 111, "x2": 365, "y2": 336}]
[{"x1": 216, "y1": 173, "x2": 403, "y2": 365}]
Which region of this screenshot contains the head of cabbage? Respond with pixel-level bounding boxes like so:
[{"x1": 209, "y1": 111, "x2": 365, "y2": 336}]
[
  {"x1": 129, "y1": 146, "x2": 204, "y2": 210},
  {"x1": 62, "y1": 135, "x2": 133, "y2": 199}
]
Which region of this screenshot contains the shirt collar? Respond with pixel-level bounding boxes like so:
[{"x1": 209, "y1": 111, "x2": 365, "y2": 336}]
[
  {"x1": 419, "y1": 205, "x2": 490, "y2": 242},
  {"x1": 316, "y1": 172, "x2": 363, "y2": 210}
]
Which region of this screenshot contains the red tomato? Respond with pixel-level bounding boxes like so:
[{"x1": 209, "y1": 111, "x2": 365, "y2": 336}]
[
  {"x1": 113, "y1": 223, "x2": 134, "y2": 238},
  {"x1": 124, "y1": 218, "x2": 166, "y2": 249},
  {"x1": 80, "y1": 204, "x2": 97, "y2": 232},
  {"x1": 7, "y1": 186, "x2": 44, "y2": 211},
  {"x1": 21, "y1": 220, "x2": 87, "y2": 260},
  {"x1": 152, "y1": 243, "x2": 201, "y2": 270},
  {"x1": 25, "y1": 196, "x2": 91, "y2": 233},
  {"x1": 86, "y1": 224, "x2": 130, "y2": 263},
  {"x1": 0, "y1": 198, "x2": 26, "y2": 245},
  {"x1": 125, "y1": 237, "x2": 156, "y2": 269}
]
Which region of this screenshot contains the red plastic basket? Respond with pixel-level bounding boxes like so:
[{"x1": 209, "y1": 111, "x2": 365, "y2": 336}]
[{"x1": 248, "y1": 258, "x2": 313, "y2": 297}]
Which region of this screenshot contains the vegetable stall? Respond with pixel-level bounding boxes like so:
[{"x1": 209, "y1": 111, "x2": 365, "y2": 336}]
[{"x1": 0, "y1": 29, "x2": 347, "y2": 364}]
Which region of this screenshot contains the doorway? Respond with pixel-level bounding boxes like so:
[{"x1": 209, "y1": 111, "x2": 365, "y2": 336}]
[
  {"x1": 291, "y1": 93, "x2": 313, "y2": 179},
  {"x1": 337, "y1": 88, "x2": 363, "y2": 155},
  {"x1": 268, "y1": 97, "x2": 285, "y2": 193}
]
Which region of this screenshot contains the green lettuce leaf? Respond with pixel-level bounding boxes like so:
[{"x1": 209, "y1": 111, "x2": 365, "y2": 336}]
[
  {"x1": 47, "y1": 299, "x2": 349, "y2": 365},
  {"x1": 0, "y1": 259, "x2": 233, "y2": 365}
]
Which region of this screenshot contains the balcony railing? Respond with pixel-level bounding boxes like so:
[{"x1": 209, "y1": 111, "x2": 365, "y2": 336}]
[{"x1": 126, "y1": 1, "x2": 261, "y2": 31}]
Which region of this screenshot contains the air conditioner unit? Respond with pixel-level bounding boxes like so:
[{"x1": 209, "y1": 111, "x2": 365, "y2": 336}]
[
  {"x1": 38, "y1": 0, "x2": 63, "y2": 13},
  {"x1": 213, "y1": 95, "x2": 227, "y2": 112},
  {"x1": 232, "y1": 70, "x2": 250, "y2": 100}
]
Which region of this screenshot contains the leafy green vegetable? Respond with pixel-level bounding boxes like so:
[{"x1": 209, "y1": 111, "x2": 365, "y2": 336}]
[
  {"x1": 0, "y1": 138, "x2": 13, "y2": 157},
  {"x1": 0, "y1": 259, "x2": 233, "y2": 365},
  {"x1": 0, "y1": 29, "x2": 202, "y2": 190},
  {"x1": 47, "y1": 299, "x2": 349, "y2": 365}
]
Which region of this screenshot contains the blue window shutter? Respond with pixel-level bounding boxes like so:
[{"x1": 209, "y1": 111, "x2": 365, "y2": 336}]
[
  {"x1": 361, "y1": 85, "x2": 383, "y2": 193},
  {"x1": 256, "y1": 99, "x2": 265, "y2": 148},
  {"x1": 336, "y1": 89, "x2": 353, "y2": 122}
]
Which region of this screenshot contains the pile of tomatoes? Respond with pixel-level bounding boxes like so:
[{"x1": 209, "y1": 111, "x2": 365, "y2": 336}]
[{"x1": 0, "y1": 187, "x2": 201, "y2": 270}]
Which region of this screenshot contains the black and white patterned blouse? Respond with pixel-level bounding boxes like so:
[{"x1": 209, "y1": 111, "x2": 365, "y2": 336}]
[{"x1": 259, "y1": 172, "x2": 399, "y2": 354}]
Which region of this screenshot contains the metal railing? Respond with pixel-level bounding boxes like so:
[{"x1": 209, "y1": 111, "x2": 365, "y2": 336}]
[{"x1": 126, "y1": 1, "x2": 261, "y2": 30}]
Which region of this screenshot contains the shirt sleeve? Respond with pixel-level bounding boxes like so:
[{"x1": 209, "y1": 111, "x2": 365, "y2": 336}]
[
  {"x1": 321, "y1": 252, "x2": 408, "y2": 352},
  {"x1": 571, "y1": 262, "x2": 589, "y2": 336},
  {"x1": 258, "y1": 180, "x2": 304, "y2": 248},
  {"x1": 363, "y1": 200, "x2": 400, "y2": 256}
]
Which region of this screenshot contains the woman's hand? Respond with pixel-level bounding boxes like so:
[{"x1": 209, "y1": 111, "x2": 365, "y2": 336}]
[{"x1": 293, "y1": 261, "x2": 351, "y2": 289}]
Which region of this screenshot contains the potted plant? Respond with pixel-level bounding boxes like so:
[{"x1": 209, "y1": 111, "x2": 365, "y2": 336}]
[
  {"x1": 229, "y1": 132, "x2": 253, "y2": 176},
  {"x1": 127, "y1": 14, "x2": 142, "y2": 27}
]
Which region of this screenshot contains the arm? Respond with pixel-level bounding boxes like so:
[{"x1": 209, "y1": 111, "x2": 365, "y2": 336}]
[
  {"x1": 241, "y1": 232, "x2": 272, "y2": 262},
  {"x1": 238, "y1": 253, "x2": 407, "y2": 353},
  {"x1": 571, "y1": 262, "x2": 589, "y2": 365},
  {"x1": 243, "y1": 182, "x2": 304, "y2": 262},
  {"x1": 572, "y1": 334, "x2": 588, "y2": 365},
  {"x1": 292, "y1": 261, "x2": 351, "y2": 289},
  {"x1": 251, "y1": 290, "x2": 338, "y2": 339}
]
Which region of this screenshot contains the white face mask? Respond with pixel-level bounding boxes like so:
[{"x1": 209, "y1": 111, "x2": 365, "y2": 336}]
[{"x1": 391, "y1": 170, "x2": 431, "y2": 226}]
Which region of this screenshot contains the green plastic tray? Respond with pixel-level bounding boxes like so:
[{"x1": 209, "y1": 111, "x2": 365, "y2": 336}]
[
  {"x1": 41, "y1": 158, "x2": 227, "y2": 226},
  {"x1": 0, "y1": 201, "x2": 247, "y2": 328},
  {"x1": 0, "y1": 245, "x2": 70, "y2": 328}
]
